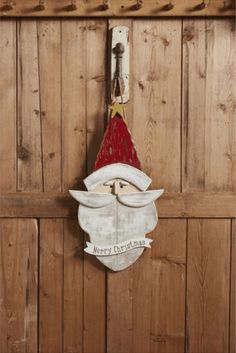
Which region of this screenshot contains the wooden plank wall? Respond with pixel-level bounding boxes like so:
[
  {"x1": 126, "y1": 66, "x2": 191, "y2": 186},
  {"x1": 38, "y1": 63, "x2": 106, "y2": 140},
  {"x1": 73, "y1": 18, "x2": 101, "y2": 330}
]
[{"x1": 0, "y1": 17, "x2": 235, "y2": 353}]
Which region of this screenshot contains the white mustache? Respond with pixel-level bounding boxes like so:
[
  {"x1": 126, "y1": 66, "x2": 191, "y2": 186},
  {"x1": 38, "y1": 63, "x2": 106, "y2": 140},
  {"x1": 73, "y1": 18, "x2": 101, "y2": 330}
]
[{"x1": 69, "y1": 189, "x2": 164, "y2": 209}]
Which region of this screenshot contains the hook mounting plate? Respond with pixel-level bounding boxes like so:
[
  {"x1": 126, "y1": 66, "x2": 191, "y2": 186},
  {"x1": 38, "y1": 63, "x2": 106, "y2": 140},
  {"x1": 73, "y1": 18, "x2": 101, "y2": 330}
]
[{"x1": 110, "y1": 26, "x2": 129, "y2": 104}]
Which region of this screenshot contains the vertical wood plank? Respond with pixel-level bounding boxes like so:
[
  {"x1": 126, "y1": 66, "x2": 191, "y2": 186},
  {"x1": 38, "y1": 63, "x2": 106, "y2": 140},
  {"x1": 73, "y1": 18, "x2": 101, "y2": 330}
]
[
  {"x1": 150, "y1": 219, "x2": 186, "y2": 353},
  {"x1": 0, "y1": 219, "x2": 38, "y2": 353},
  {"x1": 61, "y1": 19, "x2": 86, "y2": 191},
  {"x1": 61, "y1": 20, "x2": 87, "y2": 353},
  {"x1": 63, "y1": 219, "x2": 83, "y2": 353},
  {"x1": 0, "y1": 20, "x2": 16, "y2": 192},
  {"x1": 182, "y1": 20, "x2": 206, "y2": 192},
  {"x1": 230, "y1": 219, "x2": 236, "y2": 353},
  {"x1": 84, "y1": 19, "x2": 107, "y2": 353},
  {"x1": 17, "y1": 20, "x2": 43, "y2": 191},
  {"x1": 182, "y1": 20, "x2": 236, "y2": 193},
  {"x1": 187, "y1": 219, "x2": 230, "y2": 353},
  {"x1": 39, "y1": 219, "x2": 63, "y2": 353},
  {"x1": 132, "y1": 19, "x2": 182, "y2": 191},
  {"x1": 107, "y1": 267, "x2": 133, "y2": 353},
  {"x1": 129, "y1": 220, "x2": 186, "y2": 353},
  {"x1": 205, "y1": 20, "x2": 236, "y2": 191},
  {"x1": 38, "y1": 20, "x2": 62, "y2": 192},
  {"x1": 132, "y1": 19, "x2": 183, "y2": 353},
  {"x1": 131, "y1": 246, "x2": 152, "y2": 353}
]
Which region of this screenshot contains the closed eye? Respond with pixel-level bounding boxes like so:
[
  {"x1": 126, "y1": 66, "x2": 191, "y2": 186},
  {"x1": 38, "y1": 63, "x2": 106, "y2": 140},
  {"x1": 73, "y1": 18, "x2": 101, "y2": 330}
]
[{"x1": 119, "y1": 181, "x2": 129, "y2": 188}]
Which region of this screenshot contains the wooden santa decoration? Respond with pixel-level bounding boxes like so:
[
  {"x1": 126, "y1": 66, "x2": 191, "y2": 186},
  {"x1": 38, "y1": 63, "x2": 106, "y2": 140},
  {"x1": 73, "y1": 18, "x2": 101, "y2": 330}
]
[{"x1": 70, "y1": 103, "x2": 164, "y2": 271}]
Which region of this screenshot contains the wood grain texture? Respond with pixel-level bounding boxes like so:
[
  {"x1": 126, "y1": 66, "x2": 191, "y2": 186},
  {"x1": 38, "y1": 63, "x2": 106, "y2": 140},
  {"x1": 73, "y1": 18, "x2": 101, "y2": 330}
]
[
  {"x1": 131, "y1": 237, "x2": 153, "y2": 353},
  {"x1": 182, "y1": 19, "x2": 236, "y2": 193},
  {"x1": 83, "y1": 19, "x2": 107, "y2": 353},
  {"x1": 205, "y1": 19, "x2": 236, "y2": 192},
  {"x1": 150, "y1": 219, "x2": 186, "y2": 353},
  {"x1": 0, "y1": 192, "x2": 235, "y2": 218},
  {"x1": 63, "y1": 219, "x2": 83, "y2": 353},
  {"x1": 0, "y1": 0, "x2": 234, "y2": 17},
  {"x1": 61, "y1": 19, "x2": 87, "y2": 191},
  {"x1": 38, "y1": 20, "x2": 62, "y2": 192},
  {"x1": 182, "y1": 19, "x2": 206, "y2": 192},
  {"x1": 39, "y1": 219, "x2": 63, "y2": 353},
  {"x1": 119, "y1": 219, "x2": 186, "y2": 353},
  {"x1": 0, "y1": 20, "x2": 16, "y2": 192},
  {"x1": 186, "y1": 219, "x2": 231, "y2": 353},
  {"x1": 230, "y1": 219, "x2": 236, "y2": 353},
  {"x1": 17, "y1": 20, "x2": 43, "y2": 192},
  {"x1": 0, "y1": 219, "x2": 38, "y2": 353},
  {"x1": 107, "y1": 267, "x2": 133, "y2": 353},
  {"x1": 0, "y1": 16, "x2": 235, "y2": 353},
  {"x1": 132, "y1": 19, "x2": 182, "y2": 191}
]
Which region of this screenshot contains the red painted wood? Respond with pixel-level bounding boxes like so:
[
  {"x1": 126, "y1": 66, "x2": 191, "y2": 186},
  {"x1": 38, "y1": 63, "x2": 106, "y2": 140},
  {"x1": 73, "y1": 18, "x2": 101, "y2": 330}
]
[{"x1": 94, "y1": 114, "x2": 141, "y2": 171}]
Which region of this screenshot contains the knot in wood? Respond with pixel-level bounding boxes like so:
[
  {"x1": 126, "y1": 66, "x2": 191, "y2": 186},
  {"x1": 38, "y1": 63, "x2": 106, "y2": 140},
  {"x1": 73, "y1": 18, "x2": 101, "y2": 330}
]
[{"x1": 18, "y1": 146, "x2": 30, "y2": 160}]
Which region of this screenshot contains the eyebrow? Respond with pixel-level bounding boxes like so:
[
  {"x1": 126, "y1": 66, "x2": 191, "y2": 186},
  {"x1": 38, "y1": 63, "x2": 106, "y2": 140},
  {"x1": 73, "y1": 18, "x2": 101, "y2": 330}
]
[{"x1": 104, "y1": 180, "x2": 130, "y2": 186}]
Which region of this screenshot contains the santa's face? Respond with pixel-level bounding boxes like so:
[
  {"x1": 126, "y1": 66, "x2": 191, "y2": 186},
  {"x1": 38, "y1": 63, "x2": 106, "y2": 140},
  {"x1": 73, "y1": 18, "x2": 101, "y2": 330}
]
[{"x1": 70, "y1": 163, "x2": 163, "y2": 271}]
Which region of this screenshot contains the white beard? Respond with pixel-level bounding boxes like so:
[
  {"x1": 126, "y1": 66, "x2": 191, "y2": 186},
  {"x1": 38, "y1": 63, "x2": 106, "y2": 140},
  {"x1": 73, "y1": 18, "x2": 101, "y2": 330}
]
[{"x1": 78, "y1": 197, "x2": 158, "y2": 271}]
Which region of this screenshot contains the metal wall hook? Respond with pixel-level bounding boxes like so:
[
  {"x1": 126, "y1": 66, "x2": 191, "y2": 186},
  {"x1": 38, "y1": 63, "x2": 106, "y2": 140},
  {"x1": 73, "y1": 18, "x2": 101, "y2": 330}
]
[
  {"x1": 113, "y1": 42, "x2": 125, "y2": 98},
  {"x1": 68, "y1": 0, "x2": 77, "y2": 10},
  {"x1": 223, "y1": 0, "x2": 235, "y2": 10},
  {"x1": 110, "y1": 26, "x2": 129, "y2": 103},
  {"x1": 102, "y1": 0, "x2": 110, "y2": 10},
  {"x1": 163, "y1": 1, "x2": 175, "y2": 10},
  {"x1": 38, "y1": 0, "x2": 45, "y2": 10},
  {"x1": 198, "y1": 0, "x2": 209, "y2": 9},
  {"x1": 5, "y1": 0, "x2": 14, "y2": 10},
  {"x1": 134, "y1": 0, "x2": 143, "y2": 10}
]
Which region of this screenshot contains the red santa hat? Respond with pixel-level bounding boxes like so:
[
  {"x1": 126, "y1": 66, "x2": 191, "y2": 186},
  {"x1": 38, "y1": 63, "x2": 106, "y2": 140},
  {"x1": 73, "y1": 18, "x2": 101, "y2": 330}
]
[{"x1": 84, "y1": 113, "x2": 151, "y2": 191}]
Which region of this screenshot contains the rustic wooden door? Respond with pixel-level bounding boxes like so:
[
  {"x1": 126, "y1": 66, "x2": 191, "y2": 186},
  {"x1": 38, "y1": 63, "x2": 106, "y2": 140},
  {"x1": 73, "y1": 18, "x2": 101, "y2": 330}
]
[{"x1": 0, "y1": 17, "x2": 235, "y2": 353}]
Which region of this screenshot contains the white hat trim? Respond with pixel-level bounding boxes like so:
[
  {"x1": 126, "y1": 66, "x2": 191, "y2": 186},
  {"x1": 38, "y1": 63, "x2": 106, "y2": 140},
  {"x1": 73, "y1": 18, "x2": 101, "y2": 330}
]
[{"x1": 84, "y1": 163, "x2": 152, "y2": 191}]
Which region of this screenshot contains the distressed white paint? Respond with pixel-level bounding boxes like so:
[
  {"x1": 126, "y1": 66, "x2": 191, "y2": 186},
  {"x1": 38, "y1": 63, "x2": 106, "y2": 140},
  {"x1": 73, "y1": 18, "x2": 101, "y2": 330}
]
[
  {"x1": 69, "y1": 190, "x2": 115, "y2": 208},
  {"x1": 118, "y1": 190, "x2": 164, "y2": 207},
  {"x1": 78, "y1": 194, "x2": 159, "y2": 271},
  {"x1": 70, "y1": 164, "x2": 163, "y2": 271},
  {"x1": 111, "y1": 25, "x2": 129, "y2": 103}
]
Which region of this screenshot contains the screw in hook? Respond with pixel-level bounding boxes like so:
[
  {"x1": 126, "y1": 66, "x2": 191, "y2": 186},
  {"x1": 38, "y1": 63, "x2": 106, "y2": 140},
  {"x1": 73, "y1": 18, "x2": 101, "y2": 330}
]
[
  {"x1": 68, "y1": 0, "x2": 77, "y2": 11},
  {"x1": 5, "y1": 0, "x2": 14, "y2": 10},
  {"x1": 134, "y1": 0, "x2": 143, "y2": 10},
  {"x1": 198, "y1": 0, "x2": 209, "y2": 9},
  {"x1": 223, "y1": 0, "x2": 235, "y2": 10},
  {"x1": 102, "y1": 0, "x2": 110, "y2": 10},
  {"x1": 38, "y1": 0, "x2": 45, "y2": 10},
  {"x1": 166, "y1": 1, "x2": 175, "y2": 10}
]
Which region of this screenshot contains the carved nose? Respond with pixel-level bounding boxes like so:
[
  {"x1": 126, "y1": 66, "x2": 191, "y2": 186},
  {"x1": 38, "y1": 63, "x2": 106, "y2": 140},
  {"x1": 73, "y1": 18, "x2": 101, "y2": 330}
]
[{"x1": 112, "y1": 181, "x2": 120, "y2": 195}]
